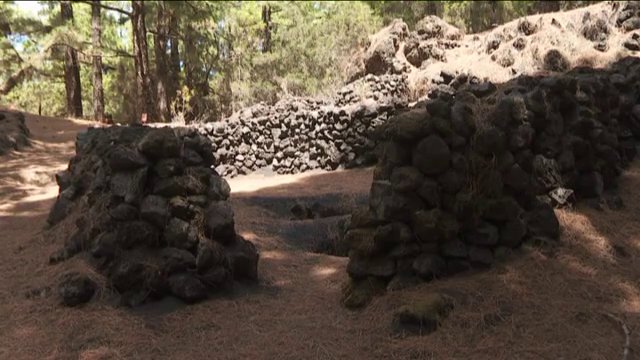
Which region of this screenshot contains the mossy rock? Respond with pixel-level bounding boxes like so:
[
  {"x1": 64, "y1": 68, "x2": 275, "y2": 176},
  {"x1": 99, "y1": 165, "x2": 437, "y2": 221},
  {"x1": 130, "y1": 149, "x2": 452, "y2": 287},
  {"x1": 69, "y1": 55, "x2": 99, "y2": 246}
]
[
  {"x1": 392, "y1": 293, "x2": 454, "y2": 335},
  {"x1": 342, "y1": 277, "x2": 387, "y2": 309}
]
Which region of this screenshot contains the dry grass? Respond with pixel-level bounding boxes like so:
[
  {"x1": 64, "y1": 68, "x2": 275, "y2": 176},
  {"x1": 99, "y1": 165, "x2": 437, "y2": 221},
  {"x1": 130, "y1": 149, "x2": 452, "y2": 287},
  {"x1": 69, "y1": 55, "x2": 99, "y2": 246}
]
[
  {"x1": 3, "y1": 112, "x2": 640, "y2": 359},
  {"x1": 406, "y1": 2, "x2": 639, "y2": 101}
]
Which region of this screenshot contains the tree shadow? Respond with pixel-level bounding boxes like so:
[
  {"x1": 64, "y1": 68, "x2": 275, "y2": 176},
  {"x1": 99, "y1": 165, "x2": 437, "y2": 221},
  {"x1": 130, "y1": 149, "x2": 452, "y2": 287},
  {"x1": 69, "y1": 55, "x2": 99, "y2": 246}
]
[{"x1": 230, "y1": 167, "x2": 372, "y2": 252}]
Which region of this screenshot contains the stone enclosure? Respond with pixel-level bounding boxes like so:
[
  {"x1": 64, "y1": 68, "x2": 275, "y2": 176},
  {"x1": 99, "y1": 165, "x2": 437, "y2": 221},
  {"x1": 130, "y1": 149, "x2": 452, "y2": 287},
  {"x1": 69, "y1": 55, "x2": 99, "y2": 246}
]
[
  {"x1": 190, "y1": 74, "x2": 409, "y2": 177},
  {"x1": 48, "y1": 126, "x2": 258, "y2": 306},
  {"x1": 342, "y1": 56, "x2": 640, "y2": 308},
  {"x1": 42, "y1": 5, "x2": 640, "y2": 310}
]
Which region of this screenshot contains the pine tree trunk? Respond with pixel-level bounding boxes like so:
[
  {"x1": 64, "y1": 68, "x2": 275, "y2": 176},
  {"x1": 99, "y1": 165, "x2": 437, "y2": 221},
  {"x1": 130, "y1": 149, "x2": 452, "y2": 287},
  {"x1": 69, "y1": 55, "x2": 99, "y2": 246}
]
[
  {"x1": 168, "y1": 10, "x2": 180, "y2": 110},
  {"x1": 60, "y1": 1, "x2": 83, "y2": 118},
  {"x1": 154, "y1": 2, "x2": 170, "y2": 122},
  {"x1": 262, "y1": 5, "x2": 272, "y2": 53},
  {"x1": 131, "y1": 0, "x2": 156, "y2": 122},
  {"x1": 92, "y1": 1, "x2": 105, "y2": 122},
  {"x1": 184, "y1": 25, "x2": 196, "y2": 92}
]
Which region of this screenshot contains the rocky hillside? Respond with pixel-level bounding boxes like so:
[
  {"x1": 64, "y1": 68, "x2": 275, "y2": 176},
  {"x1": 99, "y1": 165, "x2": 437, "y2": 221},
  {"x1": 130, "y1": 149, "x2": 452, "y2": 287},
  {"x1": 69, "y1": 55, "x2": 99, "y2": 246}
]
[
  {"x1": 177, "y1": 2, "x2": 640, "y2": 179},
  {"x1": 357, "y1": 1, "x2": 640, "y2": 100}
]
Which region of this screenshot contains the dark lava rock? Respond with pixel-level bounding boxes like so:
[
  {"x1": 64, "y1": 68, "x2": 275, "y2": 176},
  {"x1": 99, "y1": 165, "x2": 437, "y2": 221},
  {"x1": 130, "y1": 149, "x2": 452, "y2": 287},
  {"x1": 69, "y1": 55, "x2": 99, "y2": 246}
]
[
  {"x1": 205, "y1": 201, "x2": 236, "y2": 244},
  {"x1": 393, "y1": 293, "x2": 454, "y2": 335},
  {"x1": 58, "y1": 272, "x2": 96, "y2": 307},
  {"x1": 140, "y1": 195, "x2": 170, "y2": 228},
  {"x1": 226, "y1": 236, "x2": 259, "y2": 281},
  {"x1": 168, "y1": 273, "x2": 208, "y2": 303},
  {"x1": 162, "y1": 247, "x2": 197, "y2": 274},
  {"x1": 412, "y1": 253, "x2": 446, "y2": 279},
  {"x1": 525, "y1": 203, "x2": 559, "y2": 239},
  {"x1": 116, "y1": 220, "x2": 160, "y2": 249},
  {"x1": 138, "y1": 127, "x2": 181, "y2": 160},
  {"x1": 412, "y1": 135, "x2": 451, "y2": 175},
  {"x1": 108, "y1": 146, "x2": 148, "y2": 171}
]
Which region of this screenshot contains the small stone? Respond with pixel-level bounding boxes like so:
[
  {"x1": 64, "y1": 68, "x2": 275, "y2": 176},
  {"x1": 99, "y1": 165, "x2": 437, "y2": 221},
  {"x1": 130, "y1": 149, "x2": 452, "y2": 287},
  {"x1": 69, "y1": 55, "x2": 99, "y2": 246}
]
[
  {"x1": 483, "y1": 197, "x2": 523, "y2": 222},
  {"x1": 161, "y1": 247, "x2": 197, "y2": 274},
  {"x1": 576, "y1": 171, "x2": 604, "y2": 198},
  {"x1": 110, "y1": 167, "x2": 148, "y2": 204},
  {"x1": 108, "y1": 146, "x2": 148, "y2": 171},
  {"x1": 205, "y1": 201, "x2": 236, "y2": 244},
  {"x1": 153, "y1": 175, "x2": 208, "y2": 197},
  {"x1": 525, "y1": 203, "x2": 559, "y2": 239},
  {"x1": 446, "y1": 259, "x2": 472, "y2": 275},
  {"x1": 412, "y1": 135, "x2": 451, "y2": 175},
  {"x1": 90, "y1": 232, "x2": 118, "y2": 259},
  {"x1": 138, "y1": 128, "x2": 181, "y2": 160},
  {"x1": 437, "y1": 170, "x2": 464, "y2": 194},
  {"x1": 209, "y1": 176, "x2": 231, "y2": 201},
  {"x1": 412, "y1": 209, "x2": 441, "y2": 243},
  {"x1": 183, "y1": 148, "x2": 203, "y2": 165},
  {"x1": 153, "y1": 158, "x2": 184, "y2": 178},
  {"x1": 466, "y1": 222, "x2": 499, "y2": 246},
  {"x1": 116, "y1": 220, "x2": 160, "y2": 249},
  {"x1": 393, "y1": 293, "x2": 454, "y2": 335},
  {"x1": 109, "y1": 203, "x2": 139, "y2": 221},
  {"x1": 412, "y1": 253, "x2": 446, "y2": 279},
  {"x1": 169, "y1": 196, "x2": 197, "y2": 220},
  {"x1": 468, "y1": 246, "x2": 493, "y2": 266},
  {"x1": 391, "y1": 166, "x2": 424, "y2": 192},
  {"x1": 387, "y1": 274, "x2": 422, "y2": 291},
  {"x1": 163, "y1": 218, "x2": 195, "y2": 250},
  {"x1": 58, "y1": 272, "x2": 97, "y2": 307},
  {"x1": 109, "y1": 261, "x2": 148, "y2": 293},
  {"x1": 168, "y1": 273, "x2": 208, "y2": 303},
  {"x1": 342, "y1": 277, "x2": 387, "y2": 309},
  {"x1": 226, "y1": 236, "x2": 259, "y2": 281},
  {"x1": 440, "y1": 240, "x2": 468, "y2": 258},
  {"x1": 347, "y1": 254, "x2": 396, "y2": 279},
  {"x1": 499, "y1": 219, "x2": 526, "y2": 247},
  {"x1": 140, "y1": 195, "x2": 170, "y2": 228},
  {"x1": 196, "y1": 239, "x2": 226, "y2": 273},
  {"x1": 417, "y1": 178, "x2": 440, "y2": 208}
]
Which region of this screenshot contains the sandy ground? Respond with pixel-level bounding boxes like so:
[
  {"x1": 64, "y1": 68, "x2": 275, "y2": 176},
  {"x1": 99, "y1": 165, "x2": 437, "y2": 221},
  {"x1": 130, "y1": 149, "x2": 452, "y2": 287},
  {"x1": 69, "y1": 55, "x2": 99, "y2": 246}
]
[{"x1": 1, "y1": 113, "x2": 640, "y2": 359}]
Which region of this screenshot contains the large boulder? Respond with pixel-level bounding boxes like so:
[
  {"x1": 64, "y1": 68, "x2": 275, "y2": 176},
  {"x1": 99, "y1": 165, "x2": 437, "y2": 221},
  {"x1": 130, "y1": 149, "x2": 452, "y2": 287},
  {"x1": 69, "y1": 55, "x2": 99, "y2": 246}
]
[{"x1": 364, "y1": 19, "x2": 408, "y2": 75}]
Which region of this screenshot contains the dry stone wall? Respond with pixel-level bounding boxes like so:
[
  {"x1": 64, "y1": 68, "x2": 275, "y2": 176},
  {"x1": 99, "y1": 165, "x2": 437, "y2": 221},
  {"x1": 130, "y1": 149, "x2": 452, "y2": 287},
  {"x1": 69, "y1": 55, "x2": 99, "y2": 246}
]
[
  {"x1": 47, "y1": 126, "x2": 259, "y2": 307},
  {"x1": 189, "y1": 74, "x2": 409, "y2": 177},
  {"x1": 342, "y1": 56, "x2": 640, "y2": 308}
]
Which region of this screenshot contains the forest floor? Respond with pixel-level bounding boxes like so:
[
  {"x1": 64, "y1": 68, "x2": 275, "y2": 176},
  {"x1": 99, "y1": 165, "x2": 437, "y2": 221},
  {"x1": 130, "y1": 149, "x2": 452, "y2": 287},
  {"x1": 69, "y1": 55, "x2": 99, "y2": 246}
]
[{"x1": 2, "y1": 113, "x2": 640, "y2": 359}]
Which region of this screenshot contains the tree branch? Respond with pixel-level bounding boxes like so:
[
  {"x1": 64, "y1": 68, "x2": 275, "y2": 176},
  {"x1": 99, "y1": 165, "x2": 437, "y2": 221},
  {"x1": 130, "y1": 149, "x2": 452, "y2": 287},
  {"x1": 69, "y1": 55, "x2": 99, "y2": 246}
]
[{"x1": 76, "y1": 1, "x2": 132, "y2": 17}]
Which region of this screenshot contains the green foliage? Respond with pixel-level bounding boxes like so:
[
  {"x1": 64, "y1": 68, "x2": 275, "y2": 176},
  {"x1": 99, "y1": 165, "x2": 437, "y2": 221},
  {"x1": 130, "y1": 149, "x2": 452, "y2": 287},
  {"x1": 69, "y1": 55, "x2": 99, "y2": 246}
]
[
  {"x1": 1, "y1": 1, "x2": 602, "y2": 121},
  {"x1": 223, "y1": 1, "x2": 380, "y2": 111}
]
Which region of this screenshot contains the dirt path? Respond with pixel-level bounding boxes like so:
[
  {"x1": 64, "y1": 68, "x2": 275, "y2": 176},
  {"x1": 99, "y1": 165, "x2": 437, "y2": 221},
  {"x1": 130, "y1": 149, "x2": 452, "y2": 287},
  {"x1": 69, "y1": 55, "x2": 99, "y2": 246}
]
[{"x1": 1, "y1": 114, "x2": 640, "y2": 359}]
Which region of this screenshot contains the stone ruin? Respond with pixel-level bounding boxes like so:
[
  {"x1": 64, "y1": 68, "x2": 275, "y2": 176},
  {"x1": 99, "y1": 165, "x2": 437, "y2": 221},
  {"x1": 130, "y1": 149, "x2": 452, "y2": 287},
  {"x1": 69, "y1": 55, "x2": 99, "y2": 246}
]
[
  {"x1": 190, "y1": 73, "x2": 409, "y2": 178},
  {"x1": 342, "y1": 56, "x2": 640, "y2": 308},
  {"x1": 47, "y1": 125, "x2": 259, "y2": 306},
  {"x1": 0, "y1": 110, "x2": 30, "y2": 155}
]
